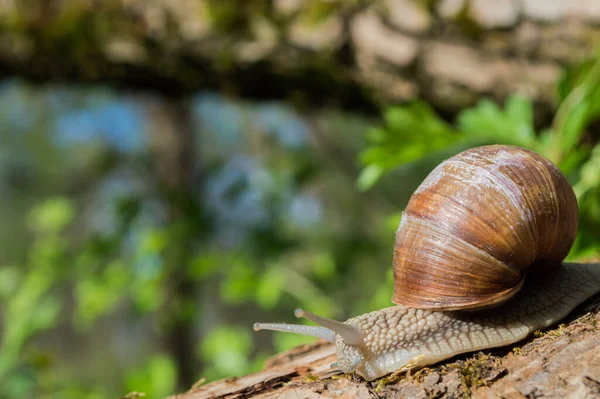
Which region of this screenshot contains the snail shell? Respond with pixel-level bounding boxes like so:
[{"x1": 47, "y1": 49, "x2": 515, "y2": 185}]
[{"x1": 392, "y1": 145, "x2": 579, "y2": 310}]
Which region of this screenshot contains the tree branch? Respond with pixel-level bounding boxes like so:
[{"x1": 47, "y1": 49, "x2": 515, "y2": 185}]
[
  {"x1": 171, "y1": 299, "x2": 600, "y2": 398},
  {"x1": 2, "y1": 1, "x2": 600, "y2": 112}
]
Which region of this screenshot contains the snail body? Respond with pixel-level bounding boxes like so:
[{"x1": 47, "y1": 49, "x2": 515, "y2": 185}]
[
  {"x1": 254, "y1": 145, "x2": 600, "y2": 381},
  {"x1": 331, "y1": 262, "x2": 600, "y2": 380}
]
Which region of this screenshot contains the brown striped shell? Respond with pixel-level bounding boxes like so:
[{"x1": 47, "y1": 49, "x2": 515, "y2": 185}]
[{"x1": 392, "y1": 145, "x2": 579, "y2": 311}]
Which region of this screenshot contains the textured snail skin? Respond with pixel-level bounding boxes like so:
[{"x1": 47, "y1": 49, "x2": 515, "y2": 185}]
[{"x1": 336, "y1": 262, "x2": 600, "y2": 381}]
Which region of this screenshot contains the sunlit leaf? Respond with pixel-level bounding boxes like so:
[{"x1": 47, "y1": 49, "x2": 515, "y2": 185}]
[
  {"x1": 358, "y1": 101, "x2": 460, "y2": 186},
  {"x1": 0, "y1": 266, "x2": 21, "y2": 298},
  {"x1": 199, "y1": 326, "x2": 251, "y2": 378},
  {"x1": 557, "y1": 99, "x2": 590, "y2": 155},
  {"x1": 188, "y1": 252, "x2": 222, "y2": 280},
  {"x1": 311, "y1": 252, "x2": 336, "y2": 280},
  {"x1": 139, "y1": 228, "x2": 168, "y2": 255},
  {"x1": 131, "y1": 278, "x2": 164, "y2": 313},
  {"x1": 457, "y1": 95, "x2": 535, "y2": 147},
  {"x1": 256, "y1": 268, "x2": 285, "y2": 309},
  {"x1": 557, "y1": 60, "x2": 593, "y2": 101},
  {"x1": 369, "y1": 267, "x2": 394, "y2": 311},
  {"x1": 220, "y1": 258, "x2": 258, "y2": 304},
  {"x1": 574, "y1": 144, "x2": 600, "y2": 198},
  {"x1": 2, "y1": 372, "x2": 35, "y2": 399},
  {"x1": 73, "y1": 261, "x2": 130, "y2": 329},
  {"x1": 552, "y1": 55, "x2": 600, "y2": 163},
  {"x1": 356, "y1": 164, "x2": 383, "y2": 191},
  {"x1": 28, "y1": 197, "x2": 74, "y2": 234},
  {"x1": 31, "y1": 297, "x2": 61, "y2": 332},
  {"x1": 385, "y1": 212, "x2": 403, "y2": 234},
  {"x1": 505, "y1": 96, "x2": 535, "y2": 143},
  {"x1": 124, "y1": 354, "x2": 176, "y2": 399}
]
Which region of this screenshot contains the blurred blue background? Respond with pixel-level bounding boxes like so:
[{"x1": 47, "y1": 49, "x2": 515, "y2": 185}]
[{"x1": 0, "y1": 80, "x2": 400, "y2": 398}]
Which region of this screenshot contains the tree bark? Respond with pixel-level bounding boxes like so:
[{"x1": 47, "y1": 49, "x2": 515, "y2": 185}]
[
  {"x1": 2, "y1": 1, "x2": 600, "y2": 113},
  {"x1": 169, "y1": 298, "x2": 600, "y2": 398},
  {"x1": 145, "y1": 96, "x2": 199, "y2": 391}
]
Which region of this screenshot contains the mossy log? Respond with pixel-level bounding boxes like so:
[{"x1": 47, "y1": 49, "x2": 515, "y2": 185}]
[
  {"x1": 2, "y1": 1, "x2": 600, "y2": 113},
  {"x1": 170, "y1": 298, "x2": 600, "y2": 398}
]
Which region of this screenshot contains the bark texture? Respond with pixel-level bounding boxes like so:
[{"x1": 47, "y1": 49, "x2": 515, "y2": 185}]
[
  {"x1": 169, "y1": 298, "x2": 600, "y2": 398},
  {"x1": 146, "y1": 97, "x2": 200, "y2": 391},
  {"x1": 2, "y1": 1, "x2": 600, "y2": 112}
]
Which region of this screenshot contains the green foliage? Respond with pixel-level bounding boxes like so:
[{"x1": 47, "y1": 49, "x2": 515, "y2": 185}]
[
  {"x1": 198, "y1": 326, "x2": 253, "y2": 379},
  {"x1": 2, "y1": 54, "x2": 600, "y2": 399},
  {"x1": 555, "y1": 58, "x2": 600, "y2": 149},
  {"x1": 575, "y1": 144, "x2": 600, "y2": 199},
  {"x1": 360, "y1": 56, "x2": 600, "y2": 260},
  {"x1": 457, "y1": 96, "x2": 536, "y2": 147},
  {"x1": 74, "y1": 260, "x2": 129, "y2": 330},
  {"x1": 255, "y1": 267, "x2": 286, "y2": 309},
  {"x1": 28, "y1": 198, "x2": 75, "y2": 234},
  {"x1": 0, "y1": 198, "x2": 73, "y2": 397},
  {"x1": 124, "y1": 355, "x2": 176, "y2": 399},
  {"x1": 358, "y1": 102, "x2": 458, "y2": 190}
]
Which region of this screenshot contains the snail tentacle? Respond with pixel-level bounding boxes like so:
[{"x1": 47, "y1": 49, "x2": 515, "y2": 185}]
[{"x1": 253, "y1": 322, "x2": 336, "y2": 343}]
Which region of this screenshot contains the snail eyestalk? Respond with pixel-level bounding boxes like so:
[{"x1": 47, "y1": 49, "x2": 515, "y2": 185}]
[
  {"x1": 253, "y1": 309, "x2": 364, "y2": 346},
  {"x1": 294, "y1": 308, "x2": 363, "y2": 345},
  {"x1": 253, "y1": 322, "x2": 337, "y2": 343}
]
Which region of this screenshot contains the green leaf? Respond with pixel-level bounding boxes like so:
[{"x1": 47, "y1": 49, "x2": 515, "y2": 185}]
[
  {"x1": 356, "y1": 164, "x2": 383, "y2": 191},
  {"x1": 188, "y1": 252, "x2": 222, "y2": 280},
  {"x1": 220, "y1": 257, "x2": 258, "y2": 304},
  {"x1": 124, "y1": 354, "x2": 176, "y2": 398},
  {"x1": 557, "y1": 59, "x2": 595, "y2": 102},
  {"x1": 139, "y1": 228, "x2": 168, "y2": 255},
  {"x1": 31, "y1": 297, "x2": 61, "y2": 332},
  {"x1": 73, "y1": 261, "x2": 130, "y2": 329},
  {"x1": 558, "y1": 147, "x2": 590, "y2": 176},
  {"x1": 358, "y1": 101, "x2": 460, "y2": 186},
  {"x1": 574, "y1": 143, "x2": 600, "y2": 198},
  {"x1": 369, "y1": 267, "x2": 394, "y2": 311},
  {"x1": 558, "y1": 98, "x2": 590, "y2": 154},
  {"x1": 359, "y1": 95, "x2": 541, "y2": 190},
  {"x1": 551, "y1": 55, "x2": 600, "y2": 163},
  {"x1": 311, "y1": 252, "x2": 336, "y2": 280},
  {"x1": 505, "y1": 96, "x2": 535, "y2": 142},
  {"x1": 199, "y1": 326, "x2": 251, "y2": 378},
  {"x1": 0, "y1": 266, "x2": 21, "y2": 298},
  {"x1": 256, "y1": 268, "x2": 284, "y2": 309},
  {"x1": 28, "y1": 197, "x2": 74, "y2": 234},
  {"x1": 131, "y1": 278, "x2": 164, "y2": 313},
  {"x1": 457, "y1": 95, "x2": 535, "y2": 146}
]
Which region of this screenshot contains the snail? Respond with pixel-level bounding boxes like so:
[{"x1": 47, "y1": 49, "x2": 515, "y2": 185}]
[{"x1": 253, "y1": 145, "x2": 600, "y2": 381}]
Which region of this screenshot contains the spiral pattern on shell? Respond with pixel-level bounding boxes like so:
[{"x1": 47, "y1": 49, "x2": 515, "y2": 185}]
[{"x1": 392, "y1": 145, "x2": 579, "y2": 311}]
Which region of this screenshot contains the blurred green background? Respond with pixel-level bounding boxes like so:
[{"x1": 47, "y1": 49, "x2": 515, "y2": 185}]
[
  {"x1": 2, "y1": 7, "x2": 600, "y2": 399},
  {"x1": 1, "y1": 57, "x2": 600, "y2": 398}
]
